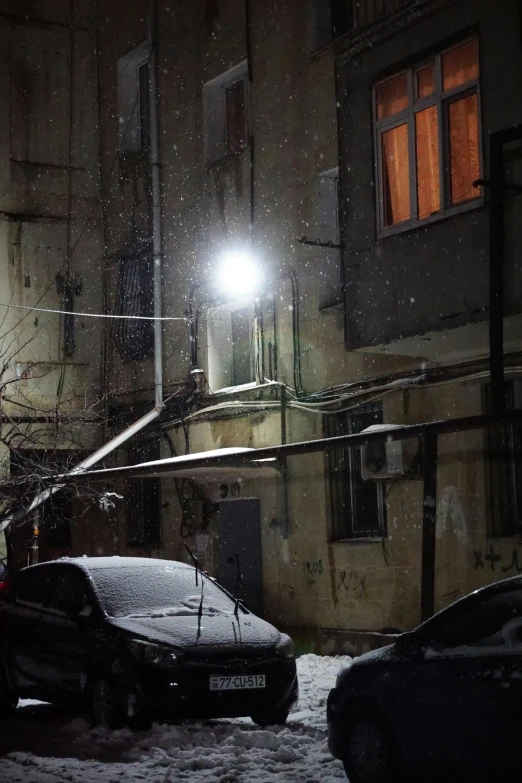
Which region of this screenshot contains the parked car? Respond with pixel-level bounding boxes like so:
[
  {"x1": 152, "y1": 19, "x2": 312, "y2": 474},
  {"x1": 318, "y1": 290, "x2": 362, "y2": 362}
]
[
  {"x1": 0, "y1": 557, "x2": 297, "y2": 728},
  {"x1": 327, "y1": 575, "x2": 522, "y2": 783},
  {"x1": 0, "y1": 557, "x2": 13, "y2": 599}
]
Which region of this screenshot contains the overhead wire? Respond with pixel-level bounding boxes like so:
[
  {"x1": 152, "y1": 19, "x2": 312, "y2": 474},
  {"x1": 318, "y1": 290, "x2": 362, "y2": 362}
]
[{"x1": 0, "y1": 302, "x2": 186, "y2": 321}]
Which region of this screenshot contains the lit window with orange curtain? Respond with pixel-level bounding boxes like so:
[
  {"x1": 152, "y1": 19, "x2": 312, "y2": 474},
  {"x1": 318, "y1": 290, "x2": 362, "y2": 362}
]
[{"x1": 374, "y1": 37, "x2": 481, "y2": 233}]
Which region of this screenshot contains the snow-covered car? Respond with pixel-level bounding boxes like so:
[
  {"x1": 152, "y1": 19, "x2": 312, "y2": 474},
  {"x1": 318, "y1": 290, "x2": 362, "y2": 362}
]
[
  {"x1": 0, "y1": 557, "x2": 298, "y2": 728},
  {"x1": 327, "y1": 575, "x2": 522, "y2": 783}
]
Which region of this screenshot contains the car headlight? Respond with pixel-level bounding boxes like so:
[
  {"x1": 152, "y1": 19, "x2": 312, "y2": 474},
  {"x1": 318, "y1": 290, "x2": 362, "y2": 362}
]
[
  {"x1": 128, "y1": 639, "x2": 181, "y2": 667},
  {"x1": 276, "y1": 634, "x2": 295, "y2": 659}
]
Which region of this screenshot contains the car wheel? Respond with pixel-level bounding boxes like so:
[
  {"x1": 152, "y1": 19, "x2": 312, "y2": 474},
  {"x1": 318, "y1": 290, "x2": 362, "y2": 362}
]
[
  {"x1": 0, "y1": 661, "x2": 18, "y2": 715},
  {"x1": 91, "y1": 676, "x2": 126, "y2": 730},
  {"x1": 250, "y1": 708, "x2": 289, "y2": 727},
  {"x1": 343, "y1": 713, "x2": 399, "y2": 783}
]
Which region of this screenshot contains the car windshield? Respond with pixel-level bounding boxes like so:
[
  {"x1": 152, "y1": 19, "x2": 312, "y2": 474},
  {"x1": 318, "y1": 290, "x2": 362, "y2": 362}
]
[{"x1": 88, "y1": 565, "x2": 237, "y2": 618}]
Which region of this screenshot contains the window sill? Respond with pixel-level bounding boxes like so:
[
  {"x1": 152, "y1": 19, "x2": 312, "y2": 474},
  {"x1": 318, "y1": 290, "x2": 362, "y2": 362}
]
[
  {"x1": 330, "y1": 536, "x2": 387, "y2": 544},
  {"x1": 376, "y1": 197, "x2": 484, "y2": 241}
]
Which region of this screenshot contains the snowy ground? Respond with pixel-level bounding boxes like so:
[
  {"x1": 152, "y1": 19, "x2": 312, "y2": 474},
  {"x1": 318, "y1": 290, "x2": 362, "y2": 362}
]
[{"x1": 0, "y1": 654, "x2": 350, "y2": 783}]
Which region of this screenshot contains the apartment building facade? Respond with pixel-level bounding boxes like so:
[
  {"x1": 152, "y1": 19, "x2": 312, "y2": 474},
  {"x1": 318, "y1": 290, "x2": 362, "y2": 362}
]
[
  {"x1": 0, "y1": 1, "x2": 104, "y2": 565},
  {"x1": 3, "y1": 0, "x2": 521, "y2": 653}
]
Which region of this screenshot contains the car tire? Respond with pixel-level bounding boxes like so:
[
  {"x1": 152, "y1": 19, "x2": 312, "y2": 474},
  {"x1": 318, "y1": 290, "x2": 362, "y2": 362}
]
[
  {"x1": 342, "y1": 711, "x2": 400, "y2": 783},
  {"x1": 0, "y1": 661, "x2": 18, "y2": 715},
  {"x1": 250, "y1": 708, "x2": 289, "y2": 727},
  {"x1": 91, "y1": 676, "x2": 127, "y2": 730}
]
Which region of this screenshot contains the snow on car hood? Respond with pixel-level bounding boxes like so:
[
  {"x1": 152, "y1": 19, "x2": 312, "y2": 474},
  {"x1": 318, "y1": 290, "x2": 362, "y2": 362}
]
[{"x1": 108, "y1": 610, "x2": 281, "y2": 651}]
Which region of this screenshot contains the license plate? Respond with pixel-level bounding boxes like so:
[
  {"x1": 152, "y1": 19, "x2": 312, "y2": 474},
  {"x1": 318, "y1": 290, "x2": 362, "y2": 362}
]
[{"x1": 209, "y1": 674, "x2": 266, "y2": 691}]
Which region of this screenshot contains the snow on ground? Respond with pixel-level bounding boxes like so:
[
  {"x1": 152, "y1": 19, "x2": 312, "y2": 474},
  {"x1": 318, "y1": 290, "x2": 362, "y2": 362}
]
[{"x1": 0, "y1": 654, "x2": 350, "y2": 783}]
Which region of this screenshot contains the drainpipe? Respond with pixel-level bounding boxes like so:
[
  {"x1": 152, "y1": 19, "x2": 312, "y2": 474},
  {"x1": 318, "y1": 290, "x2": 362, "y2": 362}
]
[
  {"x1": 280, "y1": 385, "x2": 289, "y2": 539},
  {"x1": 148, "y1": 0, "x2": 163, "y2": 407}
]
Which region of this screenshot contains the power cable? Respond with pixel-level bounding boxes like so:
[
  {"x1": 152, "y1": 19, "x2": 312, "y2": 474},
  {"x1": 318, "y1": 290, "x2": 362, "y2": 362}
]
[{"x1": 0, "y1": 302, "x2": 186, "y2": 321}]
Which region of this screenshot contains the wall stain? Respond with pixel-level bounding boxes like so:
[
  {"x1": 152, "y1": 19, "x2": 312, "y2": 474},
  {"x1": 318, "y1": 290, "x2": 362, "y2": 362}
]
[{"x1": 327, "y1": 543, "x2": 339, "y2": 608}]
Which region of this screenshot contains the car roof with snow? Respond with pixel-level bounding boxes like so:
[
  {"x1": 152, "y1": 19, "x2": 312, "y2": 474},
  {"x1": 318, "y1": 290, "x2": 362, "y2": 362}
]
[{"x1": 22, "y1": 556, "x2": 193, "y2": 573}]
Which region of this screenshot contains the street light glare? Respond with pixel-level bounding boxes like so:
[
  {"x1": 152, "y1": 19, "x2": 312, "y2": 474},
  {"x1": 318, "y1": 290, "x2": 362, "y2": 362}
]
[{"x1": 218, "y1": 251, "x2": 261, "y2": 298}]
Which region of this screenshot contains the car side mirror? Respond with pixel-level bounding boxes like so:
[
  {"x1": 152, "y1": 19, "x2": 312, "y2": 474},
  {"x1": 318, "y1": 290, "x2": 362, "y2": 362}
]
[{"x1": 395, "y1": 630, "x2": 425, "y2": 659}]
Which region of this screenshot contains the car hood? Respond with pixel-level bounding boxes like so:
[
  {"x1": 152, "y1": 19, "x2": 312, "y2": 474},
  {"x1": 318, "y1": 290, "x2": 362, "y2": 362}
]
[{"x1": 108, "y1": 611, "x2": 281, "y2": 653}]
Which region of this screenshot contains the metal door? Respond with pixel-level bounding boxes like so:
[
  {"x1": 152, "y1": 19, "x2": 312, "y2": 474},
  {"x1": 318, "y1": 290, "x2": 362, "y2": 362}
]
[{"x1": 218, "y1": 498, "x2": 262, "y2": 617}]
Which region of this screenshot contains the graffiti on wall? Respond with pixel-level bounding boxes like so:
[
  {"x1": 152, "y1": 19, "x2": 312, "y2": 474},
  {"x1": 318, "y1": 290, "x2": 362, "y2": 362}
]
[
  {"x1": 337, "y1": 570, "x2": 367, "y2": 596},
  {"x1": 473, "y1": 545, "x2": 522, "y2": 573},
  {"x1": 300, "y1": 561, "x2": 367, "y2": 596}
]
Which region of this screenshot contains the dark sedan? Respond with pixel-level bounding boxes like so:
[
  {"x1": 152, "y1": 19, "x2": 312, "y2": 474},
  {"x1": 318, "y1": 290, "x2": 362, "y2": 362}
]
[
  {"x1": 327, "y1": 575, "x2": 522, "y2": 783},
  {"x1": 0, "y1": 557, "x2": 297, "y2": 728}
]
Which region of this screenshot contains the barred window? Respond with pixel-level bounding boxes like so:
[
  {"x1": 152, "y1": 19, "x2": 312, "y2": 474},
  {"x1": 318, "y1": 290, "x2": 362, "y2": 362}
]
[
  {"x1": 326, "y1": 403, "x2": 387, "y2": 540},
  {"x1": 112, "y1": 253, "x2": 154, "y2": 361},
  {"x1": 128, "y1": 441, "x2": 162, "y2": 547}
]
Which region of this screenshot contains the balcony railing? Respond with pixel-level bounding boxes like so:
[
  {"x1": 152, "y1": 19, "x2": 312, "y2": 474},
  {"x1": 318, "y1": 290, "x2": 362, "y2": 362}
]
[{"x1": 348, "y1": 0, "x2": 414, "y2": 33}]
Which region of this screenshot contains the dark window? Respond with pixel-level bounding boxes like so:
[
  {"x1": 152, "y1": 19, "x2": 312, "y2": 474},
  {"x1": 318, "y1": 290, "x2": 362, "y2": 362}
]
[
  {"x1": 374, "y1": 37, "x2": 481, "y2": 233},
  {"x1": 42, "y1": 489, "x2": 73, "y2": 548},
  {"x1": 327, "y1": 403, "x2": 387, "y2": 540},
  {"x1": 112, "y1": 254, "x2": 154, "y2": 361},
  {"x1": 231, "y1": 307, "x2": 252, "y2": 386},
  {"x1": 46, "y1": 571, "x2": 88, "y2": 616},
  {"x1": 428, "y1": 588, "x2": 522, "y2": 651},
  {"x1": 225, "y1": 79, "x2": 247, "y2": 155},
  {"x1": 486, "y1": 382, "x2": 522, "y2": 536},
  {"x1": 138, "y1": 61, "x2": 151, "y2": 149},
  {"x1": 17, "y1": 567, "x2": 53, "y2": 605},
  {"x1": 129, "y1": 440, "x2": 162, "y2": 546}
]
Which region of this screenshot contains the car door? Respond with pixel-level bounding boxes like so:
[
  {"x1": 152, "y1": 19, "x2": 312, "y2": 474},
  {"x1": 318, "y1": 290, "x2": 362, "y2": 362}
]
[
  {"x1": 420, "y1": 585, "x2": 522, "y2": 776},
  {"x1": 38, "y1": 567, "x2": 92, "y2": 697},
  {"x1": 5, "y1": 565, "x2": 54, "y2": 691},
  {"x1": 393, "y1": 585, "x2": 522, "y2": 775}
]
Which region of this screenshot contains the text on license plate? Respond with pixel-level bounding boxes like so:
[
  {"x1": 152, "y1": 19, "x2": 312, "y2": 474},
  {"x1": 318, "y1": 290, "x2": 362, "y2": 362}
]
[{"x1": 209, "y1": 674, "x2": 266, "y2": 691}]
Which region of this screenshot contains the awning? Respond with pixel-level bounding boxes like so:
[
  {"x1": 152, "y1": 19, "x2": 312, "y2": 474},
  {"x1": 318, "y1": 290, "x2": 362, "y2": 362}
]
[{"x1": 63, "y1": 447, "x2": 280, "y2": 483}]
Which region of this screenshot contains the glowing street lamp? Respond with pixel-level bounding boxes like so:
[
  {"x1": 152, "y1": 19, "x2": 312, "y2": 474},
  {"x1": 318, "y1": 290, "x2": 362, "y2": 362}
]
[{"x1": 217, "y1": 250, "x2": 262, "y2": 299}]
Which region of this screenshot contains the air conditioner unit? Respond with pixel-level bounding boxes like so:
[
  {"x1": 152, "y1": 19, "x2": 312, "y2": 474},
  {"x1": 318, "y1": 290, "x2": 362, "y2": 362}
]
[{"x1": 360, "y1": 424, "x2": 421, "y2": 480}]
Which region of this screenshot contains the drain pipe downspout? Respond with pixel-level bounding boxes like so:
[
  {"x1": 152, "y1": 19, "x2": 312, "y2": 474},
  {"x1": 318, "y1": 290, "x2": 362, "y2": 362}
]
[{"x1": 148, "y1": 0, "x2": 163, "y2": 407}]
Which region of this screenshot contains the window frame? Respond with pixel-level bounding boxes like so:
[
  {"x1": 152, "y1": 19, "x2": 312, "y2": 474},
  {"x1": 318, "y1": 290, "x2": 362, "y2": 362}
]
[
  {"x1": 421, "y1": 584, "x2": 522, "y2": 654},
  {"x1": 128, "y1": 440, "x2": 163, "y2": 547},
  {"x1": 373, "y1": 37, "x2": 483, "y2": 238},
  {"x1": 43, "y1": 568, "x2": 90, "y2": 617},
  {"x1": 203, "y1": 61, "x2": 249, "y2": 165},
  {"x1": 117, "y1": 41, "x2": 151, "y2": 155},
  {"x1": 326, "y1": 403, "x2": 388, "y2": 542},
  {"x1": 206, "y1": 300, "x2": 256, "y2": 392},
  {"x1": 316, "y1": 166, "x2": 343, "y2": 310}
]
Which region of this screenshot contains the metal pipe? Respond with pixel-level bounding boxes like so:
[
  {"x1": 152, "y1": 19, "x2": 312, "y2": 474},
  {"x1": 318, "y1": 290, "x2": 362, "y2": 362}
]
[
  {"x1": 420, "y1": 432, "x2": 438, "y2": 621},
  {"x1": 70, "y1": 410, "x2": 522, "y2": 481},
  {"x1": 488, "y1": 125, "x2": 522, "y2": 414},
  {"x1": 489, "y1": 131, "x2": 505, "y2": 415},
  {"x1": 0, "y1": 405, "x2": 163, "y2": 533},
  {"x1": 280, "y1": 385, "x2": 289, "y2": 539},
  {"x1": 147, "y1": 0, "x2": 164, "y2": 407}
]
